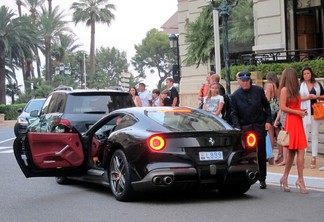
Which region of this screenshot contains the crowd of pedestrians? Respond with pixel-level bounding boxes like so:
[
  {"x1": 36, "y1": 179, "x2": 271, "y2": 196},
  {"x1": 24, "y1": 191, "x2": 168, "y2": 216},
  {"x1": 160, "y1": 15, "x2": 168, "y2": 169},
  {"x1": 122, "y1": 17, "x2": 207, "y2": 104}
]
[
  {"x1": 129, "y1": 67, "x2": 323, "y2": 193},
  {"x1": 196, "y1": 67, "x2": 324, "y2": 193},
  {"x1": 128, "y1": 77, "x2": 180, "y2": 108}
]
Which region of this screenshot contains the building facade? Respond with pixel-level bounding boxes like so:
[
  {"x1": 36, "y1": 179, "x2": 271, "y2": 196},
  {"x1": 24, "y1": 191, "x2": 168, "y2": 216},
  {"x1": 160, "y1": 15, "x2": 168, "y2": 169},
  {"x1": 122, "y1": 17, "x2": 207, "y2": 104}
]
[{"x1": 175, "y1": 0, "x2": 324, "y2": 107}]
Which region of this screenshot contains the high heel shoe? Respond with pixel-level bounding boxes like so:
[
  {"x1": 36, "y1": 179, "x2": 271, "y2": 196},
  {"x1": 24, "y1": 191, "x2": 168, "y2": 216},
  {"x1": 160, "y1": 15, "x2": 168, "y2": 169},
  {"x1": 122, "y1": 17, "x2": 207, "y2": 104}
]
[
  {"x1": 310, "y1": 157, "x2": 316, "y2": 169},
  {"x1": 279, "y1": 178, "x2": 290, "y2": 192},
  {"x1": 295, "y1": 180, "x2": 309, "y2": 194}
]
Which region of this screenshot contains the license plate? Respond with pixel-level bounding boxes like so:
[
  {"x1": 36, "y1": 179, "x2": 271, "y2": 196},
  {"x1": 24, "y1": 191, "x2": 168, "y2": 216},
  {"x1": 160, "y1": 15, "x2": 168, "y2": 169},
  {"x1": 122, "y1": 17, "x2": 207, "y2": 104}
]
[{"x1": 199, "y1": 151, "x2": 223, "y2": 161}]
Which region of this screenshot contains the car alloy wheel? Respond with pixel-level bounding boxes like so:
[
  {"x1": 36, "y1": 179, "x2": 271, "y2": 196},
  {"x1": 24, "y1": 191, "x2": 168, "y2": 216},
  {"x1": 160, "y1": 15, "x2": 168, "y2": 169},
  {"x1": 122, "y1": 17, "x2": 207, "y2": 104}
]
[{"x1": 109, "y1": 149, "x2": 134, "y2": 201}]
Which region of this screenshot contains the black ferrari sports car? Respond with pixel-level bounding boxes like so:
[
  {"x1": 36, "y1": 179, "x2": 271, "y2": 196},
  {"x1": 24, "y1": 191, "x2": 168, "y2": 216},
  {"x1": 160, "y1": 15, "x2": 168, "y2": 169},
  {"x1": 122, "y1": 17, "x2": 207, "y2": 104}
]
[{"x1": 13, "y1": 106, "x2": 259, "y2": 201}]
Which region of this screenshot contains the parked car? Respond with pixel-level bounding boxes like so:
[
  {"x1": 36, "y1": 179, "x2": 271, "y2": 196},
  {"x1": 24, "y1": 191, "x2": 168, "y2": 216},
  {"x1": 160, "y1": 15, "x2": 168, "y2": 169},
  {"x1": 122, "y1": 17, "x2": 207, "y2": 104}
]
[
  {"x1": 13, "y1": 106, "x2": 259, "y2": 202},
  {"x1": 14, "y1": 98, "x2": 46, "y2": 137},
  {"x1": 27, "y1": 88, "x2": 135, "y2": 134}
]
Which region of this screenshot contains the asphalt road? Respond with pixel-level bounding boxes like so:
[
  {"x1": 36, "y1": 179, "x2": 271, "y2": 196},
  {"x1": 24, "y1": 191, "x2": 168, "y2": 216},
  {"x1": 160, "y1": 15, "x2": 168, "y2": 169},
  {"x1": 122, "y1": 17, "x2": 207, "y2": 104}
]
[{"x1": 1, "y1": 126, "x2": 324, "y2": 222}]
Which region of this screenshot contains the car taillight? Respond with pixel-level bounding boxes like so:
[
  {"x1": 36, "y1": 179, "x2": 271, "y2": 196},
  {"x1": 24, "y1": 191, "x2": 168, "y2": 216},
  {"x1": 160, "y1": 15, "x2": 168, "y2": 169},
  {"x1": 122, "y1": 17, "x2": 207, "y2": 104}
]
[
  {"x1": 148, "y1": 135, "x2": 166, "y2": 151},
  {"x1": 246, "y1": 132, "x2": 257, "y2": 148}
]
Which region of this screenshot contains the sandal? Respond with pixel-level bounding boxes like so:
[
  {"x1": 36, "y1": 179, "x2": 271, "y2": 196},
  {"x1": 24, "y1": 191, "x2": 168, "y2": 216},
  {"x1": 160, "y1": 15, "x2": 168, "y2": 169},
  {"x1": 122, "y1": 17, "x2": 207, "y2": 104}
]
[{"x1": 310, "y1": 157, "x2": 316, "y2": 169}]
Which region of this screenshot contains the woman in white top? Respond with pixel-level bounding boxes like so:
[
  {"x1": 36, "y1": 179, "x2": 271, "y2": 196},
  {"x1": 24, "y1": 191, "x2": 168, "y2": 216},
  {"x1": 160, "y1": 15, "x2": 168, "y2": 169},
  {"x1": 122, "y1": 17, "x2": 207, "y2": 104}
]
[
  {"x1": 129, "y1": 87, "x2": 142, "y2": 107},
  {"x1": 203, "y1": 82, "x2": 224, "y2": 117},
  {"x1": 300, "y1": 67, "x2": 324, "y2": 169}
]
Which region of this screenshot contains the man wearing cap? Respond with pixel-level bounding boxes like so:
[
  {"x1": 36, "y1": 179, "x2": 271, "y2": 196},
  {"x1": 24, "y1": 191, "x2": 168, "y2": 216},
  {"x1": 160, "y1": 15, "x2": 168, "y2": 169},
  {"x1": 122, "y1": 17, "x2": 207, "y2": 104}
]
[{"x1": 230, "y1": 71, "x2": 272, "y2": 189}]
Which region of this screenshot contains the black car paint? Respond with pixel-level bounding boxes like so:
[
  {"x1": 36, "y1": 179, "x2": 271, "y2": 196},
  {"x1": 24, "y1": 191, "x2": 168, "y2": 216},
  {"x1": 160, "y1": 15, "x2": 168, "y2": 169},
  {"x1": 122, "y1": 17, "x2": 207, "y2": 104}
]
[{"x1": 14, "y1": 107, "x2": 259, "y2": 201}]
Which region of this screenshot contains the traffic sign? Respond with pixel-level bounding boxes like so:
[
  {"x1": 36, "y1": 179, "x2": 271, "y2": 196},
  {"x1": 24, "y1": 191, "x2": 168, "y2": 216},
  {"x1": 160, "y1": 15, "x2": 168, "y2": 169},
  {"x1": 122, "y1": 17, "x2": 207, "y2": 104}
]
[
  {"x1": 121, "y1": 72, "x2": 131, "y2": 78},
  {"x1": 121, "y1": 78, "x2": 130, "y2": 82},
  {"x1": 121, "y1": 82, "x2": 130, "y2": 87}
]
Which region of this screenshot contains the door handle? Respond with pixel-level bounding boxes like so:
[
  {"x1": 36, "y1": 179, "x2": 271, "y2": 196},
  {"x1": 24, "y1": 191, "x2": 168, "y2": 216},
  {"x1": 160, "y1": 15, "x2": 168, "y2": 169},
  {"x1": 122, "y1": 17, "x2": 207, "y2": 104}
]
[{"x1": 55, "y1": 145, "x2": 70, "y2": 155}]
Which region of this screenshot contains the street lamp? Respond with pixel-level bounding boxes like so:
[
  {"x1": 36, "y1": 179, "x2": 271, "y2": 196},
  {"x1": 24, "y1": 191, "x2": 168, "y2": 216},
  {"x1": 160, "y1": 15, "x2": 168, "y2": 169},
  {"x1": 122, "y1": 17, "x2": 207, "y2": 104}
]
[
  {"x1": 210, "y1": 0, "x2": 239, "y2": 94},
  {"x1": 168, "y1": 33, "x2": 181, "y2": 83}
]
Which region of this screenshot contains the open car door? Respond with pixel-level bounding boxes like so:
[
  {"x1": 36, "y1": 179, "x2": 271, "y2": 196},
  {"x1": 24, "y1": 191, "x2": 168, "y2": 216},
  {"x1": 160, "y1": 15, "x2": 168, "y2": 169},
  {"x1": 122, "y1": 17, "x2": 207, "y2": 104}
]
[{"x1": 13, "y1": 132, "x2": 86, "y2": 178}]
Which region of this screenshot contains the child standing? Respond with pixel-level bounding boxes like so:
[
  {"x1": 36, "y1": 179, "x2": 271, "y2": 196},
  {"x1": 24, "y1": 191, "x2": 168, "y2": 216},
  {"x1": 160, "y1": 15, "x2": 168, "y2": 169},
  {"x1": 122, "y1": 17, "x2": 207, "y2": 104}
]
[{"x1": 203, "y1": 82, "x2": 224, "y2": 117}]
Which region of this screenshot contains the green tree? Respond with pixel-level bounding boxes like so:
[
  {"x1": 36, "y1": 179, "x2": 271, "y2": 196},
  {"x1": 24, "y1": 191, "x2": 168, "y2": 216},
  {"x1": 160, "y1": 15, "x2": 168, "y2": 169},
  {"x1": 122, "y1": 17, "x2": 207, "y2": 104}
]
[
  {"x1": 184, "y1": 0, "x2": 254, "y2": 67},
  {"x1": 6, "y1": 79, "x2": 22, "y2": 104},
  {"x1": 37, "y1": 6, "x2": 71, "y2": 82},
  {"x1": 131, "y1": 29, "x2": 174, "y2": 89},
  {"x1": 0, "y1": 6, "x2": 38, "y2": 104},
  {"x1": 184, "y1": 6, "x2": 214, "y2": 67},
  {"x1": 16, "y1": 0, "x2": 25, "y2": 17},
  {"x1": 23, "y1": 0, "x2": 46, "y2": 79},
  {"x1": 71, "y1": 0, "x2": 116, "y2": 76},
  {"x1": 95, "y1": 46, "x2": 129, "y2": 87}
]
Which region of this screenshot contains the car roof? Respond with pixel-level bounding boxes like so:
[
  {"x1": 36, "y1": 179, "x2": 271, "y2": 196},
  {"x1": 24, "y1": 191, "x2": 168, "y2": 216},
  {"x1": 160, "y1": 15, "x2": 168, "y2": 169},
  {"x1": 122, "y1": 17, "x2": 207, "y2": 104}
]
[{"x1": 50, "y1": 88, "x2": 130, "y2": 95}]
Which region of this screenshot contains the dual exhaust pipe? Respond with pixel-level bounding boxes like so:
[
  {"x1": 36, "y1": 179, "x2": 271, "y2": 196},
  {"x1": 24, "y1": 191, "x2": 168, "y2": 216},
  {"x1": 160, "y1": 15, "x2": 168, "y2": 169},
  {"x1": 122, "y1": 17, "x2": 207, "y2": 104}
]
[
  {"x1": 152, "y1": 176, "x2": 173, "y2": 185},
  {"x1": 247, "y1": 171, "x2": 259, "y2": 180}
]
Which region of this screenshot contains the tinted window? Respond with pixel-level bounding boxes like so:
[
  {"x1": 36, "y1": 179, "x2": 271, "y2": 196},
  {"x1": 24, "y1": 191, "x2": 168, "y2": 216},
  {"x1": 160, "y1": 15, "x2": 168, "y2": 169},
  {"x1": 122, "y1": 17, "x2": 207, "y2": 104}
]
[
  {"x1": 146, "y1": 109, "x2": 226, "y2": 131},
  {"x1": 47, "y1": 93, "x2": 66, "y2": 113},
  {"x1": 41, "y1": 94, "x2": 53, "y2": 114},
  {"x1": 64, "y1": 94, "x2": 134, "y2": 114}
]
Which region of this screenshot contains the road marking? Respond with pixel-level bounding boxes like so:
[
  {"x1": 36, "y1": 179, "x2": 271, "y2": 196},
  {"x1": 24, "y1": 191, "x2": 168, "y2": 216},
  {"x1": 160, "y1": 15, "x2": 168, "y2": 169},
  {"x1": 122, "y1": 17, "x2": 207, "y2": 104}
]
[
  {"x1": 0, "y1": 146, "x2": 13, "y2": 154},
  {"x1": 0, "y1": 150, "x2": 13, "y2": 154},
  {"x1": 0, "y1": 137, "x2": 15, "y2": 144}
]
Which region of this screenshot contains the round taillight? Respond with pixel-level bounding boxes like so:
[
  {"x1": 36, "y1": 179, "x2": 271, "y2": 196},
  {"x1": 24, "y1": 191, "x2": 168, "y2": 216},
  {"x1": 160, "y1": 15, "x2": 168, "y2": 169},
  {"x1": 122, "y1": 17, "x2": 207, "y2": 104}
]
[
  {"x1": 246, "y1": 132, "x2": 256, "y2": 148},
  {"x1": 148, "y1": 135, "x2": 166, "y2": 151}
]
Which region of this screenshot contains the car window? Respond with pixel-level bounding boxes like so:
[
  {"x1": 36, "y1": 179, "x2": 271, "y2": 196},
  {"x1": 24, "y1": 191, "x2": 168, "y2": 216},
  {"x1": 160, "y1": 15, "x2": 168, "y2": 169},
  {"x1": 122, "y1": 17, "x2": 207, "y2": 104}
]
[
  {"x1": 24, "y1": 100, "x2": 45, "y2": 113},
  {"x1": 114, "y1": 115, "x2": 137, "y2": 131},
  {"x1": 47, "y1": 93, "x2": 66, "y2": 113},
  {"x1": 64, "y1": 94, "x2": 134, "y2": 114},
  {"x1": 146, "y1": 109, "x2": 226, "y2": 131},
  {"x1": 41, "y1": 94, "x2": 53, "y2": 114}
]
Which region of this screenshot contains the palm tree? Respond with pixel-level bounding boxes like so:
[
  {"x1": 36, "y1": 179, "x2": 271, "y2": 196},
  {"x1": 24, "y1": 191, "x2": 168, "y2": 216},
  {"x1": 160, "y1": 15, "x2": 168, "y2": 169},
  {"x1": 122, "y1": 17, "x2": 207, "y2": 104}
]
[
  {"x1": 24, "y1": 0, "x2": 46, "y2": 79},
  {"x1": 47, "y1": 0, "x2": 53, "y2": 13},
  {"x1": 71, "y1": 0, "x2": 116, "y2": 76},
  {"x1": 37, "y1": 6, "x2": 71, "y2": 82},
  {"x1": 184, "y1": 0, "x2": 253, "y2": 67},
  {"x1": 0, "y1": 6, "x2": 38, "y2": 104},
  {"x1": 16, "y1": 0, "x2": 25, "y2": 17},
  {"x1": 6, "y1": 80, "x2": 22, "y2": 104},
  {"x1": 51, "y1": 34, "x2": 82, "y2": 65},
  {"x1": 184, "y1": 6, "x2": 214, "y2": 67}
]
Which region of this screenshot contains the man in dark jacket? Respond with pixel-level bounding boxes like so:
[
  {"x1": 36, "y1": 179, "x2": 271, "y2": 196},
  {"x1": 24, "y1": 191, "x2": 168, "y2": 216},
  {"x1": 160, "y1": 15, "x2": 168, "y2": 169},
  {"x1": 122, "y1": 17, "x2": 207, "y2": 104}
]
[{"x1": 230, "y1": 71, "x2": 272, "y2": 189}]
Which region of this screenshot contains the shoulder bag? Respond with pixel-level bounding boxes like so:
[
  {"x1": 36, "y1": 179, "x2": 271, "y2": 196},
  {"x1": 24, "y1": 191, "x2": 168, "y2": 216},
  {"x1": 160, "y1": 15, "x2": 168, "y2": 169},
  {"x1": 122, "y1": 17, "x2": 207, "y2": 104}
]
[
  {"x1": 277, "y1": 129, "x2": 289, "y2": 146},
  {"x1": 312, "y1": 101, "x2": 324, "y2": 120}
]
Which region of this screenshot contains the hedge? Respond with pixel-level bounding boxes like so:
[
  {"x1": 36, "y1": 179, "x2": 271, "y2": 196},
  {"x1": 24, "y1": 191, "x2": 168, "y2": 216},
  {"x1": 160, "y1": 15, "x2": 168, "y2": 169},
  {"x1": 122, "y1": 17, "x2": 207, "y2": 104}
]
[{"x1": 0, "y1": 103, "x2": 26, "y2": 120}]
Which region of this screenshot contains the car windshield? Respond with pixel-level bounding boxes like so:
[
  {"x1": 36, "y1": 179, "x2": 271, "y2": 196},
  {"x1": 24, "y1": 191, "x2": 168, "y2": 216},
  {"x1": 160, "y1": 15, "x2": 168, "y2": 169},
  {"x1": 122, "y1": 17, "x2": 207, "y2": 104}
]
[
  {"x1": 25, "y1": 100, "x2": 45, "y2": 113},
  {"x1": 145, "y1": 108, "x2": 228, "y2": 131},
  {"x1": 64, "y1": 94, "x2": 134, "y2": 114}
]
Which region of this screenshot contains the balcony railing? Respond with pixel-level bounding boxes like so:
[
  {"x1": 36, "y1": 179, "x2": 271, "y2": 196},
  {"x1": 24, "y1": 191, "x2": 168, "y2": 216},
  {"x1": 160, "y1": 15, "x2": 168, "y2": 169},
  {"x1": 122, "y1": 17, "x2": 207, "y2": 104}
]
[{"x1": 240, "y1": 48, "x2": 324, "y2": 65}]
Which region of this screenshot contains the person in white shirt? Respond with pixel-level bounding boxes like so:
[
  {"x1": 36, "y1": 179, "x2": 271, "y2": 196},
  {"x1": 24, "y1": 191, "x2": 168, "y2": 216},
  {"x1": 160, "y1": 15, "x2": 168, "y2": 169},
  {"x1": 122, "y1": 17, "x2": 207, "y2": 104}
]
[
  {"x1": 138, "y1": 83, "x2": 152, "y2": 107},
  {"x1": 203, "y1": 82, "x2": 224, "y2": 117}
]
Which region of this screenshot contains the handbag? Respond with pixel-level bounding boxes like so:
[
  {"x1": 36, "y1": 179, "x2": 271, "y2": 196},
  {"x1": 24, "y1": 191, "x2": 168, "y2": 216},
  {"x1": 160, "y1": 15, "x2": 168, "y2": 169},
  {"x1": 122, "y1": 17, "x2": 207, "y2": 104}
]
[
  {"x1": 277, "y1": 130, "x2": 289, "y2": 146},
  {"x1": 312, "y1": 102, "x2": 324, "y2": 120}
]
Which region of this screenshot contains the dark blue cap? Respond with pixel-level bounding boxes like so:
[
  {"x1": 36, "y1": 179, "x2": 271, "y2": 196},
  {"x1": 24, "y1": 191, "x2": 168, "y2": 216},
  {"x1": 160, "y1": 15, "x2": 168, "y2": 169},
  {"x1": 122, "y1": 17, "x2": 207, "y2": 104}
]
[{"x1": 238, "y1": 71, "x2": 251, "y2": 79}]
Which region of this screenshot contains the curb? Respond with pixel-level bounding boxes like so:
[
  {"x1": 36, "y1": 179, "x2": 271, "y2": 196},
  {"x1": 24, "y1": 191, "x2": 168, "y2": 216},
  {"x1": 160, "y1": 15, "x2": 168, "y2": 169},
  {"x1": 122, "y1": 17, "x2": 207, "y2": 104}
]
[{"x1": 267, "y1": 172, "x2": 324, "y2": 191}]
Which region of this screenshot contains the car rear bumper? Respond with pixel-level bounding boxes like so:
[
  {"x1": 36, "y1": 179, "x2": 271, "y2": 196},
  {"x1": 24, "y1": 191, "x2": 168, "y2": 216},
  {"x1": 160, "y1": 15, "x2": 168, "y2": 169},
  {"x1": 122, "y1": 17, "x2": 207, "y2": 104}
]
[{"x1": 131, "y1": 164, "x2": 259, "y2": 192}]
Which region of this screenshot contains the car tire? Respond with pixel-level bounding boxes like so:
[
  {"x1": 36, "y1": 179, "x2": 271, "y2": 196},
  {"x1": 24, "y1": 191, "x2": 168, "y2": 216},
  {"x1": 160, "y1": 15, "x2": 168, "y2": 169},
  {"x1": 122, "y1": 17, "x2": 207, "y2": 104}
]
[
  {"x1": 109, "y1": 149, "x2": 135, "y2": 202},
  {"x1": 218, "y1": 182, "x2": 251, "y2": 195},
  {"x1": 55, "y1": 176, "x2": 70, "y2": 185},
  {"x1": 14, "y1": 123, "x2": 20, "y2": 137}
]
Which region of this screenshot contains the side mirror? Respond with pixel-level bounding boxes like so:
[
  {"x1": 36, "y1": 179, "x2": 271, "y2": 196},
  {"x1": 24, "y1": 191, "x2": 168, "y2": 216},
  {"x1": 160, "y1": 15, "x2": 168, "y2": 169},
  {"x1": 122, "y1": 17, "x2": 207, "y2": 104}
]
[
  {"x1": 17, "y1": 108, "x2": 23, "y2": 114},
  {"x1": 30, "y1": 110, "x2": 39, "y2": 117}
]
